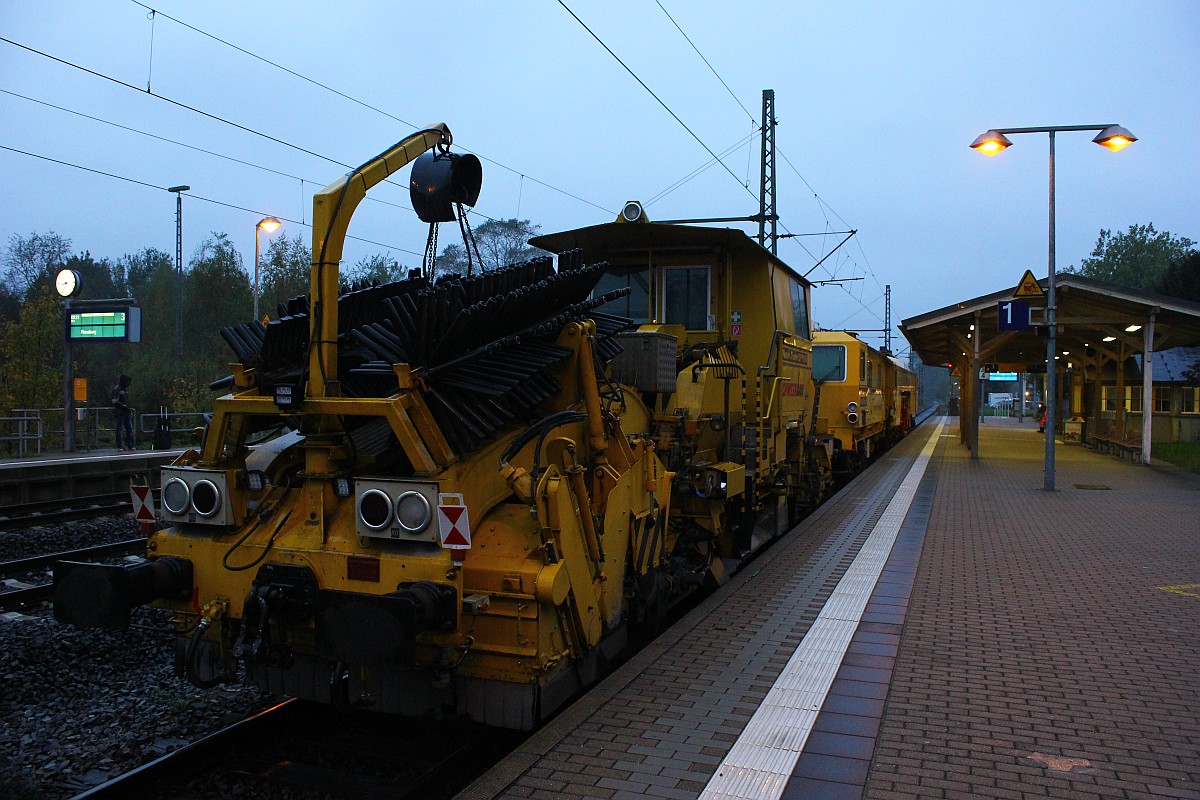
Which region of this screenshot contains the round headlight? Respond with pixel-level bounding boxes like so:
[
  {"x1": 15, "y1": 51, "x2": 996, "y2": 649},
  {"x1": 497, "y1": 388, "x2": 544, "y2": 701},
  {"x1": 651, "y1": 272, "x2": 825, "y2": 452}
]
[
  {"x1": 846, "y1": 411, "x2": 860, "y2": 425},
  {"x1": 162, "y1": 477, "x2": 190, "y2": 515},
  {"x1": 394, "y1": 491, "x2": 432, "y2": 533},
  {"x1": 358, "y1": 489, "x2": 392, "y2": 530},
  {"x1": 847, "y1": 401, "x2": 859, "y2": 413},
  {"x1": 190, "y1": 479, "x2": 221, "y2": 518},
  {"x1": 621, "y1": 200, "x2": 645, "y2": 222}
]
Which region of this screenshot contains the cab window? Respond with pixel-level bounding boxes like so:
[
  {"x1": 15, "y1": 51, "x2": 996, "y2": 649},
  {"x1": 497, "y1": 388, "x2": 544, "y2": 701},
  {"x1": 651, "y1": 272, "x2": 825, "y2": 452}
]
[
  {"x1": 790, "y1": 280, "x2": 810, "y2": 338},
  {"x1": 595, "y1": 268, "x2": 650, "y2": 323},
  {"x1": 812, "y1": 344, "x2": 846, "y2": 382},
  {"x1": 663, "y1": 266, "x2": 710, "y2": 330}
]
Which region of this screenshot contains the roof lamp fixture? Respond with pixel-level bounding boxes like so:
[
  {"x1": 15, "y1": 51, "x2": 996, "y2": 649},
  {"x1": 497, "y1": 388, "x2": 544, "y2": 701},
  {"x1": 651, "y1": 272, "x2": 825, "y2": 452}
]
[
  {"x1": 970, "y1": 125, "x2": 1138, "y2": 157},
  {"x1": 1062, "y1": 350, "x2": 1070, "y2": 355},
  {"x1": 1093, "y1": 125, "x2": 1138, "y2": 152},
  {"x1": 1125, "y1": 324, "x2": 1142, "y2": 332},
  {"x1": 1103, "y1": 335, "x2": 1117, "y2": 342},
  {"x1": 969, "y1": 130, "x2": 1013, "y2": 156}
]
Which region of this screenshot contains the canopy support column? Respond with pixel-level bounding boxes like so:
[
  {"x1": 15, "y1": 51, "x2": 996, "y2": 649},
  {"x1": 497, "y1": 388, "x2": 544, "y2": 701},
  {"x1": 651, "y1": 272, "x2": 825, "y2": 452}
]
[{"x1": 1142, "y1": 313, "x2": 1156, "y2": 465}]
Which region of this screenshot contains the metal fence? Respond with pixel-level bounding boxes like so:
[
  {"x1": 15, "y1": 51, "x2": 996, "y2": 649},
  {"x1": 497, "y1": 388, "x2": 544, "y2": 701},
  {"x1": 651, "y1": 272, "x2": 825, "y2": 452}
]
[
  {"x1": 0, "y1": 406, "x2": 207, "y2": 456},
  {"x1": 0, "y1": 410, "x2": 44, "y2": 457}
]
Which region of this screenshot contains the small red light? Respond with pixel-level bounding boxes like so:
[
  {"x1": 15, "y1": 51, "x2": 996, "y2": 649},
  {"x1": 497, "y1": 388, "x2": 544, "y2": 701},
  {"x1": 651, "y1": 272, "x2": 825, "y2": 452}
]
[{"x1": 347, "y1": 556, "x2": 381, "y2": 582}]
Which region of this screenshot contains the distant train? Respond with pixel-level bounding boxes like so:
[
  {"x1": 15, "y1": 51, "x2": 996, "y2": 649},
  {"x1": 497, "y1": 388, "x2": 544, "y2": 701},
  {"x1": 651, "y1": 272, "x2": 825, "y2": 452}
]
[
  {"x1": 54, "y1": 125, "x2": 916, "y2": 730},
  {"x1": 812, "y1": 330, "x2": 918, "y2": 473}
]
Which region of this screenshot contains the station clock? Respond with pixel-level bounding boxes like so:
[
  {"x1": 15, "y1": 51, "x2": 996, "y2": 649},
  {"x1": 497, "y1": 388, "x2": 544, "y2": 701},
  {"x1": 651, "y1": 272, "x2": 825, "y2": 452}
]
[{"x1": 55, "y1": 268, "x2": 81, "y2": 298}]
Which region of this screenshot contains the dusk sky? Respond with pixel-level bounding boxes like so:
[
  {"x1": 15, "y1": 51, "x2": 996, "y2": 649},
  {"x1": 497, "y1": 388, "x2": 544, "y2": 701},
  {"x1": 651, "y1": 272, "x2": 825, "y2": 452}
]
[{"x1": 2, "y1": 1, "x2": 1197, "y2": 355}]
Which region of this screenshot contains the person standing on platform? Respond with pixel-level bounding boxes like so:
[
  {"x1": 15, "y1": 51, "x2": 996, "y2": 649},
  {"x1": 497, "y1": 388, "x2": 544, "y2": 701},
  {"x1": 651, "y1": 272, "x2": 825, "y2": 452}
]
[
  {"x1": 112, "y1": 374, "x2": 135, "y2": 451},
  {"x1": 1037, "y1": 403, "x2": 1046, "y2": 434}
]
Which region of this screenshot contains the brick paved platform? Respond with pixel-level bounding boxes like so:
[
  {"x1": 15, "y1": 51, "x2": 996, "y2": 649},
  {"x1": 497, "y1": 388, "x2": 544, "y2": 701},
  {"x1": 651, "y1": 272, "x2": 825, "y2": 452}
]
[
  {"x1": 865, "y1": 418, "x2": 1200, "y2": 800},
  {"x1": 457, "y1": 417, "x2": 1200, "y2": 800}
]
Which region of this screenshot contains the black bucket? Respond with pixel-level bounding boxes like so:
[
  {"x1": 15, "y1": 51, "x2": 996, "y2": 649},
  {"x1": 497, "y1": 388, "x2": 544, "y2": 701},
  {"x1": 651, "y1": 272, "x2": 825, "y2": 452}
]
[{"x1": 409, "y1": 151, "x2": 483, "y2": 223}]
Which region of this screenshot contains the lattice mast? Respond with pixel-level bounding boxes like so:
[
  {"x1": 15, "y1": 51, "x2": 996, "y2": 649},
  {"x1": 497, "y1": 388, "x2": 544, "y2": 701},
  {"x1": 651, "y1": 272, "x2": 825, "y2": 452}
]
[{"x1": 757, "y1": 89, "x2": 778, "y2": 254}]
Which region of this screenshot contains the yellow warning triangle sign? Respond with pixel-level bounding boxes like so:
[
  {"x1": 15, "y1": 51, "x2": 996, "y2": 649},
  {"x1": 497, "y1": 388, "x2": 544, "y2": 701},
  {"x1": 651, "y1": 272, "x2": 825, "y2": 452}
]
[{"x1": 1013, "y1": 269, "x2": 1045, "y2": 298}]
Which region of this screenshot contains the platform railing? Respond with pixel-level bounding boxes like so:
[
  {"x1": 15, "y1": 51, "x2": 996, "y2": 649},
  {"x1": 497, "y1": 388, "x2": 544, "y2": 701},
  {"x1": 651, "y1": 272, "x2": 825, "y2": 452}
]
[
  {"x1": 0, "y1": 406, "x2": 206, "y2": 457},
  {"x1": 139, "y1": 411, "x2": 210, "y2": 449},
  {"x1": 0, "y1": 411, "x2": 44, "y2": 457}
]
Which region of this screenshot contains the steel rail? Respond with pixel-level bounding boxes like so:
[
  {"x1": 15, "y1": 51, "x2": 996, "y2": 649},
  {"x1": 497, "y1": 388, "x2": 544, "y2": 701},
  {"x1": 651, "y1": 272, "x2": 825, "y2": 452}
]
[
  {"x1": 69, "y1": 700, "x2": 301, "y2": 800},
  {"x1": 1, "y1": 538, "x2": 147, "y2": 574},
  {"x1": 0, "y1": 582, "x2": 54, "y2": 610},
  {"x1": 0, "y1": 493, "x2": 140, "y2": 530},
  {"x1": 1, "y1": 539, "x2": 148, "y2": 612}
]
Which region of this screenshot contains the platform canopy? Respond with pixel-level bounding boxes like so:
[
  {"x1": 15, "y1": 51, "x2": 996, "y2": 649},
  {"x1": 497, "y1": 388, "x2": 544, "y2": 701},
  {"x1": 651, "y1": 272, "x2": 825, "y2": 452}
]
[
  {"x1": 902, "y1": 273, "x2": 1200, "y2": 466},
  {"x1": 900, "y1": 273, "x2": 1200, "y2": 375}
]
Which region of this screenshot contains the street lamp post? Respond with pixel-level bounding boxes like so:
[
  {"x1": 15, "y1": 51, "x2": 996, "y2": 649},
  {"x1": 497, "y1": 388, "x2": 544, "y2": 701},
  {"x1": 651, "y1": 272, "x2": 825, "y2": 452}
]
[
  {"x1": 254, "y1": 217, "x2": 282, "y2": 322},
  {"x1": 168, "y1": 186, "x2": 190, "y2": 355},
  {"x1": 970, "y1": 124, "x2": 1137, "y2": 492}
]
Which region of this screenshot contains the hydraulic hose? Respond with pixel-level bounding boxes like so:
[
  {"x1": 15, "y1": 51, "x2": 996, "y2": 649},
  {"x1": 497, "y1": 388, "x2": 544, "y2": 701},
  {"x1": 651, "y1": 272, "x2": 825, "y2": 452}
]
[{"x1": 185, "y1": 600, "x2": 228, "y2": 689}]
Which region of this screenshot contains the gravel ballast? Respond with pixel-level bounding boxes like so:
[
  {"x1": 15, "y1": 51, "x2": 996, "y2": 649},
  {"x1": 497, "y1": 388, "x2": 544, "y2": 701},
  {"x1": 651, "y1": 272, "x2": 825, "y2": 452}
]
[{"x1": 0, "y1": 516, "x2": 270, "y2": 799}]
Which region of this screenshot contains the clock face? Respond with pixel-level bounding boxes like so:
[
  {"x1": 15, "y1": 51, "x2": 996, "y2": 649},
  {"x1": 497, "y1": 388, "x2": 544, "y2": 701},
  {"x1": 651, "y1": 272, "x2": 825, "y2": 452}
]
[{"x1": 55, "y1": 269, "x2": 79, "y2": 298}]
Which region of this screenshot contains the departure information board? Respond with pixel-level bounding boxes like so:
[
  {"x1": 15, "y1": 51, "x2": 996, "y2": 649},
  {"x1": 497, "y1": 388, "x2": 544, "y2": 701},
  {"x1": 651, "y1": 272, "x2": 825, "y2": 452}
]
[{"x1": 66, "y1": 306, "x2": 142, "y2": 341}]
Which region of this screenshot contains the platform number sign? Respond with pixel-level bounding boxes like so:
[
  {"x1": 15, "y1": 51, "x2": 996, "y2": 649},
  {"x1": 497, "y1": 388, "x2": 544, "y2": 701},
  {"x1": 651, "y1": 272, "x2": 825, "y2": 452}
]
[{"x1": 997, "y1": 300, "x2": 1031, "y2": 332}]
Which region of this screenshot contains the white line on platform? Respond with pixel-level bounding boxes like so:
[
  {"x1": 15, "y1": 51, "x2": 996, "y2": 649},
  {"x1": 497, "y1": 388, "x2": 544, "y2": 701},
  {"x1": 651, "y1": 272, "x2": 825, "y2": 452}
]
[{"x1": 700, "y1": 418, "x2": 945, "y2": 800}]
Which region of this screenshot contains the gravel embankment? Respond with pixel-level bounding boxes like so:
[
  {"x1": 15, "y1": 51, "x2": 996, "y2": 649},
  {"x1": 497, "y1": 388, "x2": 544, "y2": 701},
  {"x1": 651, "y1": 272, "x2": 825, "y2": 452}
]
[{"x1": 0, "y1": 517, "x2": 271, "y2": 799}]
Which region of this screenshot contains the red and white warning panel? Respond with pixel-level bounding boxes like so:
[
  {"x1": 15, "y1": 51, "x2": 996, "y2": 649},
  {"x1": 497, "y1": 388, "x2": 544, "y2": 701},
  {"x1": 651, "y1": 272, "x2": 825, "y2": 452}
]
[
  {"x1": 437, "y1": 493, "x2": 471, "y2": 549},
  {"x1": 130, "y1": 484, "x2": 156, "y2": 523}
]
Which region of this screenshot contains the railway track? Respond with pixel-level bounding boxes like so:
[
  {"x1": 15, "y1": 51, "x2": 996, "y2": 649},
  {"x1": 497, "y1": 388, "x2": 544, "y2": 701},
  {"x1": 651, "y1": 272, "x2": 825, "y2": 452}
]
[
  {"x1": 0, "y1": 538, "x2": 147, "y2": 611},
  {"x1": 69, "y1": 698, "x2": 524, "y2": 800},
  {"x1": 0, "y1": 491, "x2": 140, "y2": 530}
]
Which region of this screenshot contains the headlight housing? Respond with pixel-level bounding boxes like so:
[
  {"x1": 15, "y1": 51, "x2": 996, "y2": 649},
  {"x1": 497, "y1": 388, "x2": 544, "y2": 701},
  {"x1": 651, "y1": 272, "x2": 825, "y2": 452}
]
[
  {"x1": 354, "y1": 480, "x2": 440, "y2": 542},
  {"x1": 159, "y1": 468, "x2": 245, "y2": 526}
]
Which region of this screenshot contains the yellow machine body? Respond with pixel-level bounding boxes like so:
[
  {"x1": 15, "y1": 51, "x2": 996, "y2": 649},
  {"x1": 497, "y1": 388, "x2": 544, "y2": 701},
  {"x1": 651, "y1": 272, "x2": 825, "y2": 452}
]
[{"x1": 57, "y1": 138, "x2": 913, "y2": 730}]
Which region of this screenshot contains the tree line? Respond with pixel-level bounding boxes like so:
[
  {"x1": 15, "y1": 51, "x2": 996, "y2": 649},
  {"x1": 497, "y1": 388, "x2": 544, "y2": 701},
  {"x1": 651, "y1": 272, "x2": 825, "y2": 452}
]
[
  {"x1": 2, "y1": 220, "x2": 1195, "y2": 448},
  {"x1": 0, "y1": 218, "x2": 542, "y2": 447}
]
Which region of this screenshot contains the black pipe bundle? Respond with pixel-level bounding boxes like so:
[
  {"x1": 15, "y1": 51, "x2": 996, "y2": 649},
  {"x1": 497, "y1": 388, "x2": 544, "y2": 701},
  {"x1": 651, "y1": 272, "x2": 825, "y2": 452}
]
[{"x1": 218, "y1": 249, "x2": 632, "y2": 456}]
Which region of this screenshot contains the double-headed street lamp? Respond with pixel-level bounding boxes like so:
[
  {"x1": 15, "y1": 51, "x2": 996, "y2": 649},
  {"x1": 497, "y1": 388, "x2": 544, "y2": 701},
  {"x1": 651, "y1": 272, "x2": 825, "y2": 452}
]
[
  {"x1": 970, "y1": 124, "x2": 1137, "y2": 492},
  {"x1": 254, "y1": 216, "x2": 282, "y2": 322}
]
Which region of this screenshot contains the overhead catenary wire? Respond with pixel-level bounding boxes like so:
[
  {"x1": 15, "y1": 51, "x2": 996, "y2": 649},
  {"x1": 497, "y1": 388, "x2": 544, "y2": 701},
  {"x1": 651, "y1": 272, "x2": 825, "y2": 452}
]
[
  {"x1": 2, "y1": 33, "x2": 595, "y2": 228},
  {"x1": 0, "y1": 88, "x2": 414, "y2": 214},
  {"x1": 556, "y1": 0, "x2": 758, "y2": 206},
  {"x1": 125, "y1": 1, "x2": 613, "y2": 217},
  {"x1": 652, "y1": 1, "x2": 757, "y2": 126},
  {"x1": 638, "y1": 0, "x2": 885, "y2": 327},
  {"x1": 0, "y1": 36, "x2": 351, "y2": 170},
  {"x1": 0, "y1": 144, "x2": 423, "y2": 258},
  {"x1": 645, "y1": 129, "x2": 757, "y2": 207},
  {"x1": 0, "y1": 87, "x2": 537, "y2": 241}
]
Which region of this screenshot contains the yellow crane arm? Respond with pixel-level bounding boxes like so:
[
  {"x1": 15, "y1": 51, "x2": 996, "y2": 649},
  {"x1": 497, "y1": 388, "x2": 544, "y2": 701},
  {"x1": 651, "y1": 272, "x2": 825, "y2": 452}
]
[{"x1": 307, "y1": 123, "x2": 451, "y2": 399}]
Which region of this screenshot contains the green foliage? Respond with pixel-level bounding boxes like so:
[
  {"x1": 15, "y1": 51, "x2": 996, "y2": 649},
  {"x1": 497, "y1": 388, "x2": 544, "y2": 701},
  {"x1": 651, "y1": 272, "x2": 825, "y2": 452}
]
[
  {"x1": 65, "y1": 251, "x2": 118, "y2": 300},
  {"x1": 1158, "y1": 251, "x2": 1200, "y2": 303},
  {"x1": 0, "y1": 216, "x2": 549, "y2": 446},
  {"x1": 112, "y1": 249, "x2": 178, "y2": 418},
  {"x1": 435, "y1": 218, "x2": 541, "y2": 275},
  {"x1": 259, "y1": 233, "x2": 311, "y2": 318},
  {"x1": 1152, "y1": 442, "x2": 1200, "y2": 474},
  {"x1": 346, "y1": 253, "x2": 405, "y2": 285},
  {"x1": 0, "y1": 284, "x2": 19, "y2": 325},
  {"x1": 0, "y1": 286, "x2": 64, "y2": 414},
  {"x1": 2, "y1": 231, "x2": 71, "y2": 298},
  {"x1": 1067, "y1": 223, "x2": 1196, "y2": 292}
]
